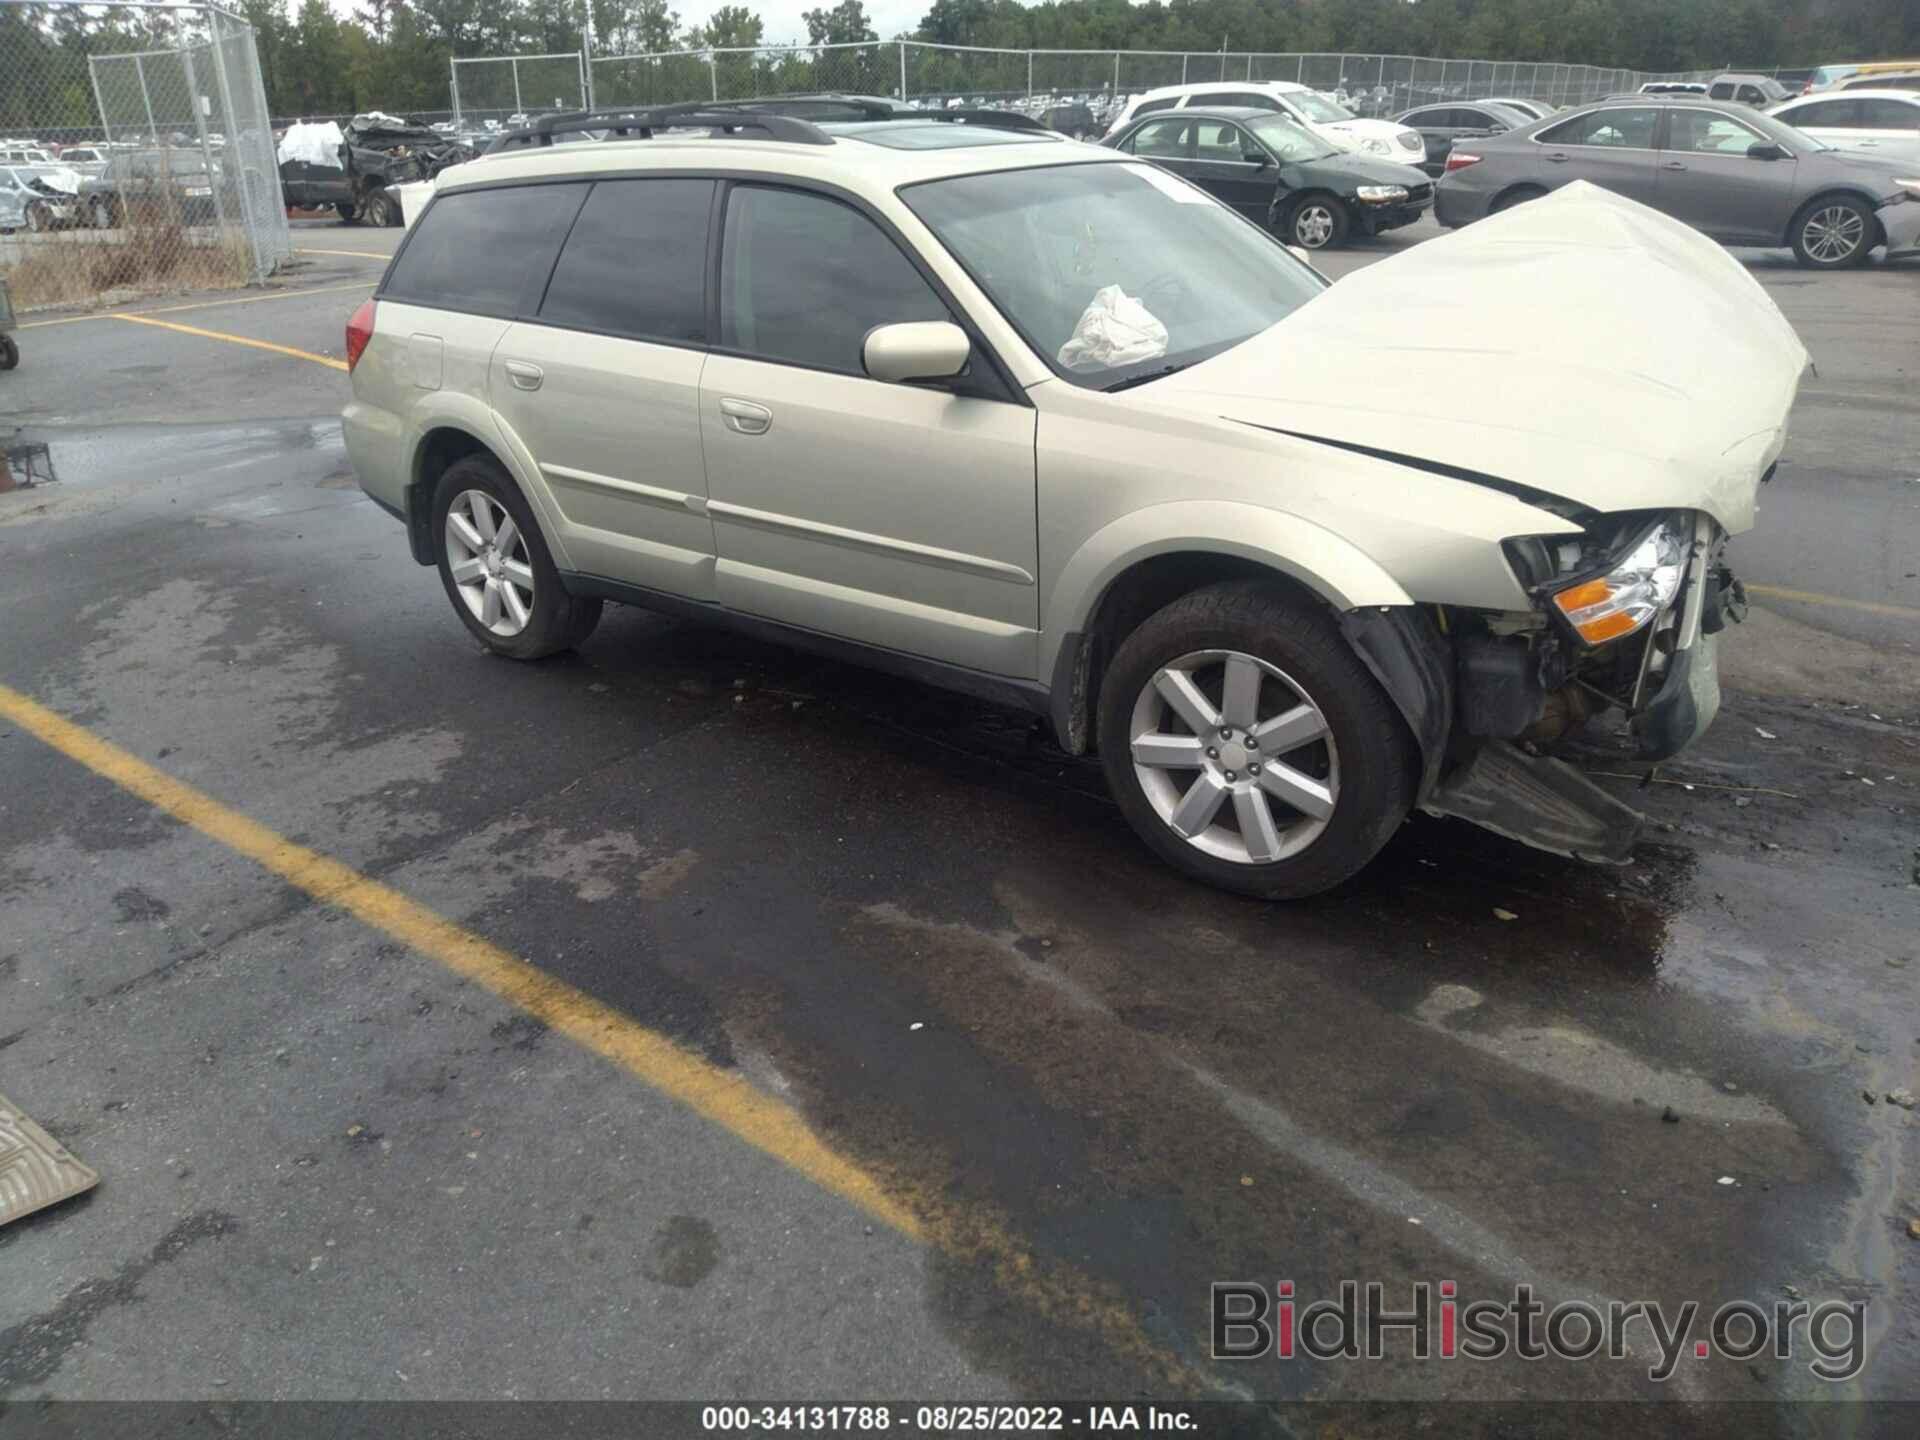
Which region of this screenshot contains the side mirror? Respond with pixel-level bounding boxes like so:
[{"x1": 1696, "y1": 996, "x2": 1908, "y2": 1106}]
[
  {"x1": 863, "y1": 320, "x2": 970, "y2": 383},
  {"x1": 1243, "y1": 150, "x2": 1270, "y2": 167},
  {"x1": 1747, "y1": 141, "x2": 1787, "y2": 160}
]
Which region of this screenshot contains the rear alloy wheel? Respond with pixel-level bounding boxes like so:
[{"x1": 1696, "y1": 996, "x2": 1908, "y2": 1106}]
[
  {"x1": 431, "y1": 455, "x2": 601, "y2": 659},
  {"x1": 89, "y1": 196, "x2": 113, "y2": 229},
  {"x1": 1098, "y1": 580, "x2": 1415, "y2": 898},
  {"x1": 1289, "y1": 195, "x2": 1348, "y2": 249},
  {"x1": 1791, "y1": 196, "x2": 1873, "y2": 268}
]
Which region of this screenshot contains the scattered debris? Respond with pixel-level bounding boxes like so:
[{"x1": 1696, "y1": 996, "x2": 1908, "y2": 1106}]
[
  {"x1": 1863, "y1": 1090, "x2": 1877, "y2": 1105},
  {"x1": 1887, "y1": 1089, "x2": 1916, "y2": 1110},
  {"x1": 1661, "y1": 1106, "x2": 1680, "y2": 1123},
  {"x1": 1722, "y1": 1081, "x2": 1740, "y2": 1093},
  {"x1": 1717, "y1": 1176, "x2": 1737, "y2": 1186},
  {"x1": 1493, "y1": 907, "x2": 1518, "y2": 921},
  {"x1": 1407, "y1": 1216, "x2": 1422, "y2": 1225},
  {"x1": 1239, "y1": 1175, "x2": 1253, "y2": 1187},
  {"x1": 1782, "y1": 1283, "x2": 1801, "y2": 1300},
  {"x1": 1909, "y1": 1219, "x2": 1920, "y2": 1241},
  {"x1": 1755, "y1": 727, "x2": 1777, "y2": 740}
]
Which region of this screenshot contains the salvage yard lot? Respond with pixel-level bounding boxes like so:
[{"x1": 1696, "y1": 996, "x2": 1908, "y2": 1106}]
[{"x1": 2, "y1": 214, "x2": 1918, "y2": 1422}]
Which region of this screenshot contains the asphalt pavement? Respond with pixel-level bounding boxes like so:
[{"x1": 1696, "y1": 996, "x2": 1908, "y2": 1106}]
[{"x1": 1, "y1": 213, "x2": 1917, "y2": 1427}]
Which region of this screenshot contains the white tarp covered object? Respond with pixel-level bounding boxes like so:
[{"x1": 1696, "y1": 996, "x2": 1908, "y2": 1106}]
[
  {"x1": 1152, "y1": 181, "x2": 1810, "y2": 534},
  {"x1": 277, "y1": 121, "x2": 344, "y2": 169},
  {"x1": 28, "y1": 165, "x2": 82, "y2": 195},
  {"x1": 1057, "y1": 284, "x2": 1168, "y2": 372}
]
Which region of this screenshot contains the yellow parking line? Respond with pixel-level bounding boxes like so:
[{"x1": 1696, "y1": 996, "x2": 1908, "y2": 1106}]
[
  {"x1": 18, "y1": 279, "x2": 375, "y2": 330},
  {"x1": 0, "y1": 680, "x2": 919, "y2": 1237},
  {"x1": 1746, "y1": 582, "x2": 1920, "y2": 621},
  {"x1": 112, "y1": 313, "x2": 349, "y2": 371},
  {"x1": 0, "y1": 680, "x2": 1190, "y2": 1386}
]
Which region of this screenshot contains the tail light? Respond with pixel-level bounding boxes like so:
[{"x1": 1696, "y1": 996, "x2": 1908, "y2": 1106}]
[
  {"x1": 1444, "y1": 151, "x2": 1482, "y2": 173},
  {"x1": 345, "y1": 298, "x2": 375, "y2": 373}
]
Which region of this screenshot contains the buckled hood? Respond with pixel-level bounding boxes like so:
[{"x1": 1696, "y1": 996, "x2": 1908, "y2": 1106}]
[{"x1": 1148, "y1": 182, "x2": 1809, "y2": 533}]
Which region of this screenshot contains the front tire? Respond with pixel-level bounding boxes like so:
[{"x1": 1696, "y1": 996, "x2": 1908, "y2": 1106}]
[
  {"x1": 1097, "y1": 581, "x2": 1415, "y2": 899},
  {"x1": 1286, "y1": 193, "x2": 1349, "y2": 250},
  {"x1": 431, "y1": 456, "x2": 601, "y2": 659},
  {"x1": 361, "y1": 188, "x2": 399, "y2": 227},
  {"x1": 1791, "y1": 194, "x2": 1873, "y2": 268},
  {"x1": 334, "y1": 201, "x2": 358, "y2": 223}
]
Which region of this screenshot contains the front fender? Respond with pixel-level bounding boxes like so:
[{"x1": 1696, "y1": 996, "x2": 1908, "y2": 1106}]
[{"x1": 1038, "y1": 499, "x2": 1413, "y2": 683}]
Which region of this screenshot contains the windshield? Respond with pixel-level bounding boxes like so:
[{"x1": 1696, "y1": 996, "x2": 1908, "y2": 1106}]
[
  {"x1": 1290, "y1": 91, "x2": 1354, "y2": 123},
  {"x1": 902, "y1": 161, "x2": 1323, "y2": 389},
  {"x1": 1244, "y1": 114, "x2": 1338, "y2": 162}
]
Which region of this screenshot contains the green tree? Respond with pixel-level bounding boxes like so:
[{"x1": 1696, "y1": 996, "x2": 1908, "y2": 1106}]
[{"x1": 804, "y1": 0, "x2": 877, "y2": 47}]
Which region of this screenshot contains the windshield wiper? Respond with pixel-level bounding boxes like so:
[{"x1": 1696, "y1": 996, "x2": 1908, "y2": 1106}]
[{"x1": 1101, "y1": 361, "x2": 1194, "y2": 393}]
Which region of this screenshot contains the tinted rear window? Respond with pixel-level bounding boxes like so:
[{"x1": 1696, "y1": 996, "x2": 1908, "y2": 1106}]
[
  {"x1": 539, "y1": 178, "x2": 712, "y2": 344},
  {"x1": 385, "y1": 183, "x2": 588, "y2": 315}
]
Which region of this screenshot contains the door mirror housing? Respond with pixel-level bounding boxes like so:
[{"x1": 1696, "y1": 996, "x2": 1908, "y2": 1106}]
[
  {"x1": 863, "y1": 320, "x2": 970, "y2": 383},
  {"x1": 1747, "y1": 141, "x2": 1788, "y2": 160},
  {"x1": 1242, "y1": 150, "x2": 1270, "y2": 166}
]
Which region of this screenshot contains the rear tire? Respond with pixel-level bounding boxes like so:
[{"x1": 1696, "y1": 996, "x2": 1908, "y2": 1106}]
[
  {"x1": 1097, "y1": 580, "x2": 1416, "y2": 899},
  {"x1": 361, "y1": 189, "x2": 398, "y2": 227},
  {"x1": 334, "y1": 201, "x2": 358, "y2": 223},
  {"x1": 1490, "y1": 184, "x2": 1546, "y2": 214},
  {"x1": 430, "y1": 455, "x2": 601, "y2": 660},
  {"x1": 1790, "y1": 194, "x2": 1874, "y2": 268}
]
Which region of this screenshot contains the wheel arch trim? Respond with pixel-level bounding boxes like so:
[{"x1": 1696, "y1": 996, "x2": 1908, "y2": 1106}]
[{"x1": 404, "y1": 400, "x2": 572, "y2": 571}]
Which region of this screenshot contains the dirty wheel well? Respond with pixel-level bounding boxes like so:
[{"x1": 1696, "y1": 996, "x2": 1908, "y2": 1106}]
[
  {"x1": 1070, "y1": 554, "x2": 1327, "y2": 753},
  {"x1": 408, "y1": 428, "x2": 496, "y2": 563}
]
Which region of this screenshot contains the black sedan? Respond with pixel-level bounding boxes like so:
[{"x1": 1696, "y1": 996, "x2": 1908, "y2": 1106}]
[{"x1": 1103, "y1": 106, "x2": 1433, "y2": 249}]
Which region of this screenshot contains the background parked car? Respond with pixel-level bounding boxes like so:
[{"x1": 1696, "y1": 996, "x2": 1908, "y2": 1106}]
[
  {"x1": 1840, "y1": 71, "x2": 1920, "y2": 92},
  {"x1": 1767, "y1": 90, "x2": 1920, "y2": 161},
  {"x1": 1435, "y1": 96, "x2": 1920, "y2": 268},
  {"x1": 1395, "y1": 101, "x2": 1537, "y2": 176},
  {"x1": 1707, "y1": 73, "x2": 1791, "y2": 106},
  {"x1": 0, "y1": 164, "x2": 84, "y2": 231},
  {"x1": 1041, "y1": 102, "x2": 1099, "y2": 139},
  {"x1": 1104, "y1": 81, "x2": 1427, "y2": 168},
  {"x1": 82, "y1": 147, "x2": 217, "y2": 228},
  {"x1": 49, "y1": 144, "x2": 107, "y2": 178},
  {"x1": 1105, "y1": 106, "x2": 1432, "y2": 249},
  {"x1": 1640, "y1": 82, "x2": 1709, "y2": 95},
  {"x1": 1481, "y1": 96, "x2": 1554, "y2": 120}
]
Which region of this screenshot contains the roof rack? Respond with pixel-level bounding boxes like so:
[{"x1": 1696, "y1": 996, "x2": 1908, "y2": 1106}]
[
  {"x1": 921, "y1": 109, "x2": 1053, "y2": 133},
  {"x1": 486, "y1": 104, "x2": 832, "y2": 153}
]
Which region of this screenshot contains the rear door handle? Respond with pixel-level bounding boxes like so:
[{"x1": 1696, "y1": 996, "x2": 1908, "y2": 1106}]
[
  {"x1": 1660, "y1": 160, "x2": 1687, "y2": 171},
  {"x1": 1545, "y1": 151, "x2": 1571, "y2": 163},
  {"x1": 504, "y1": 360, "x2": 543, "y2": 391},
  {"x1": 719, "y1": 397, "x2": 772, "y2": 436}
]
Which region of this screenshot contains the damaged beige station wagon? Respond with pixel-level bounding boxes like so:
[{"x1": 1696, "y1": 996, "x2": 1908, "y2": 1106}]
[{"x1": 342, "y1": 107, "x2": 1808, "y2": 898}]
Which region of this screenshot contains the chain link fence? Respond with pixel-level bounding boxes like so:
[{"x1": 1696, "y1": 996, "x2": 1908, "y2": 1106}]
[
  {"x1": 1, "y1": 0, "x2": 288, "y2": 313},
  {"x1": 555, "y1": 41, "x2": 1684, "y2": 123},
  {"x1": 450, "y1": 52, "x2": 589, "y2": 130}
]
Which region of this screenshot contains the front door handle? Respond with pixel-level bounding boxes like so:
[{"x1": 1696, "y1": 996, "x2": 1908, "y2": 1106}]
[
  {"x1": 504, "y1": 360, "x2": 543, "y2": 391},
  {"x1": 1545, "y1": 151, "x2": 1570, "y2": 163},
  {"x1": 719, "y1": 397, "x2": 772, "y2": 436},
  {"x1": 1660, "y1": 160, "x2": 1687, "y2": 171}
]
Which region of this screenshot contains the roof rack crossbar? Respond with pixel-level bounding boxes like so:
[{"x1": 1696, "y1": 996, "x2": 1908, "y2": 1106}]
[
  {"x1": 490, "y1": 105, "x2": 833, "y2": 151},
  {"x1": 923, "y1": 109, "x2": 1053, "y2": 133}
]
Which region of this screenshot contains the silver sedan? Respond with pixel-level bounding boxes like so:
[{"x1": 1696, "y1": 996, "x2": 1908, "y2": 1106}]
[{"x1": 1433, "y1": 95, "x2": 1920, "y2": 267}]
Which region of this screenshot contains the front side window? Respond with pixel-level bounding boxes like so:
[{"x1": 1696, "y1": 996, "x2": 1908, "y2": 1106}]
[
  {"x1": 719, "y1": 185, "x2": 948, "y2": 374},
  {"x1": 903, "y1": 161, "x2": 1322, "y2": 390},
  {"x1": 1127, "y1": 117, "x2": 1192, "y2": 158},
  {"x1": 540, "y1": 178, "x2": 712, "y2": 344},
  {"x1": 1667, "y1": 109, "x2": 1763, "y2": 154},
  {"x1": 385, "y1": 183, "x2": 589, "y2": 315},
  {"x1": 1538, "y1": 107, "x2": 1658, "y2": 148},
  {"x1": 1193, "y1": 121, "x2": 1255, "y2": 162},
  {"x1": 1781, "y1": 99, "x2": 1857, "y2": 128}
]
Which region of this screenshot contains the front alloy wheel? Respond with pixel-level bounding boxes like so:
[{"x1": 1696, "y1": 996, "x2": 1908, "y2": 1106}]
[
  {"x1": 1794, "y1": 199, "x2": 1870, "y2": 267},
  {"x1": 445, "y1": 489, "x2": 534, "y2": 637},
  {"x1": 1130, "y1": 650, "x2": 1338, "y2": 864}
]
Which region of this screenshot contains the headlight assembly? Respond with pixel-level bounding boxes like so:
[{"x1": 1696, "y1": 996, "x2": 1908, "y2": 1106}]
[
  {"x1": 1549, "y1": 515, "x2": 1691, "y2": 645},
  {"x1": 1356, "y1": 184, "x2": 1409, "y2": 203}
]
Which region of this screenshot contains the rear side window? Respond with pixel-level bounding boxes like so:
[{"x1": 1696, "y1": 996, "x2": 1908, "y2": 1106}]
[
  {"x1": 1211, "y1": 91, "x2": 1280, "y2": 110},
  {"x1": 1708, "y1": 82, "x2": 1734, "y2": 99},
  {"x1": 1858, "y1": 98, "x2": 1920, "y2": 128},
  {"x1": 1538, "y1": 107, "x2": 1658, "y2": 148},
  {"x1": 1134, "y1": 98, "x2": 1178, "y2": 117},
  {"x1": 385, "y1": 183, "x2": 588, "y2": 315},
  {"x1": 718, "y1": 185, "x2": 947, "y2": 375},
  {"x1": 540, "y1": 178, "x2": 713, "y2": 344}
]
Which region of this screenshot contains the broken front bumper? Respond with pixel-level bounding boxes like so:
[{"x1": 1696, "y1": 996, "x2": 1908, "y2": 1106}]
[{"x1": 1630, "y1": 511, "x2": 1725, "y2": 761}]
